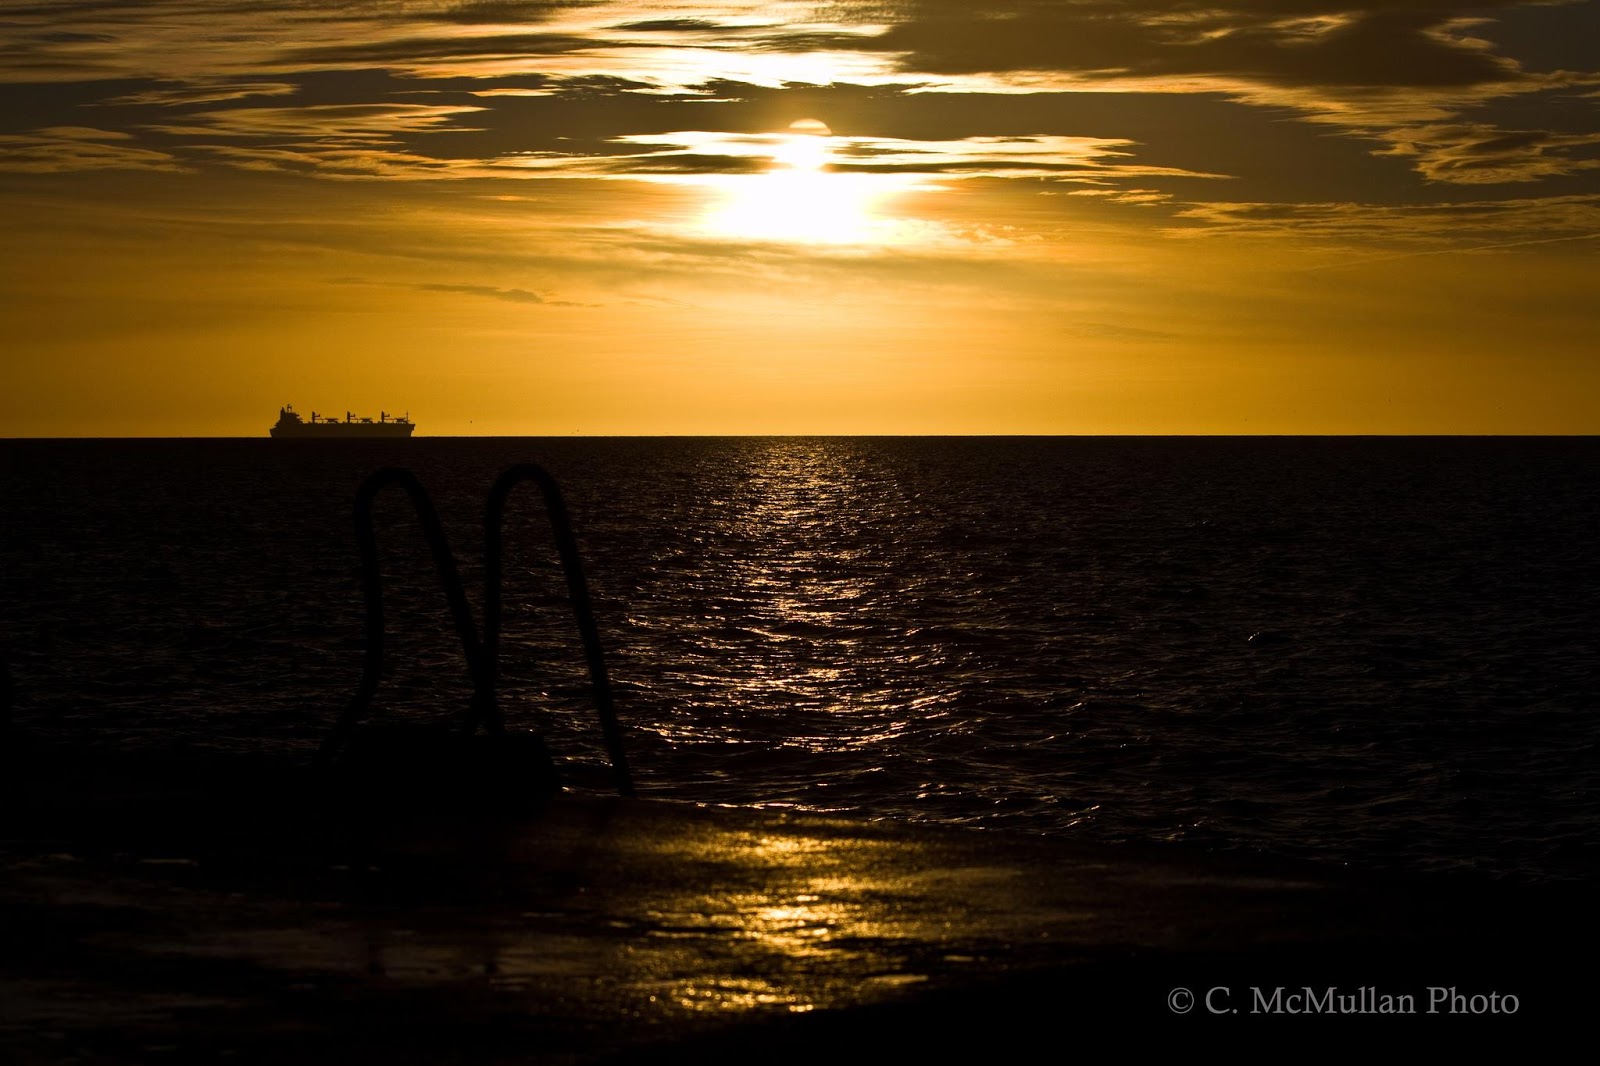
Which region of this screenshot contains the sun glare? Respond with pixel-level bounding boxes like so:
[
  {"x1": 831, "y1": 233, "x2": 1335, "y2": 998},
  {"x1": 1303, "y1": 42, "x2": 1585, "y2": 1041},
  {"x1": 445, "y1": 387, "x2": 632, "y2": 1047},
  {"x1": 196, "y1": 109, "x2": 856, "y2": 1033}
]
[{"x1": 701, "y1": 119, "x2": 909, "y2": 246}]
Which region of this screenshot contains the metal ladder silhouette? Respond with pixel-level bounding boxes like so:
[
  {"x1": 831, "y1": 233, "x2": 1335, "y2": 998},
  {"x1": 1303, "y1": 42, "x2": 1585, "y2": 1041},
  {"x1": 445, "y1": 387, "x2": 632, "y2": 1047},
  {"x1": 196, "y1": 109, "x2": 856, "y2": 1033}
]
[{"x1": 317, "y1": 464, "x2": 634, "y2": 799}]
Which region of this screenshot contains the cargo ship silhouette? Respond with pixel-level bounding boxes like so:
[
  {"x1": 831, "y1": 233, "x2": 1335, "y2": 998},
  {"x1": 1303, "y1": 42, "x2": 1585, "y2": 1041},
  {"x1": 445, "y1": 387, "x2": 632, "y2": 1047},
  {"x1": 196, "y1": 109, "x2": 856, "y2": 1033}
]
[{"x1": 270, "y1": 403, "x2": 413, "y2": 438}]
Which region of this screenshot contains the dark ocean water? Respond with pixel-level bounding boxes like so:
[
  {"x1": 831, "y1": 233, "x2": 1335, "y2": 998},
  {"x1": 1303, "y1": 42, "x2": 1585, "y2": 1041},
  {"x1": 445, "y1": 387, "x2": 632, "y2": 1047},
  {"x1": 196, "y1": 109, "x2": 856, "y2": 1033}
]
[{"x1": 2, "y1": 437, "x2": 1597, "y2": 882}]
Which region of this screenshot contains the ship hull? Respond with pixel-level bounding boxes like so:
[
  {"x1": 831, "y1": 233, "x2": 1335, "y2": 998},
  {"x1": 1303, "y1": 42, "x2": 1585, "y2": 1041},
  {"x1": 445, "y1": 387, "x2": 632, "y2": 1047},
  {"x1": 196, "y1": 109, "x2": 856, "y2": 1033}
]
[{"x1": 271, "y1": 423, "x2": 414, "y2": 439}]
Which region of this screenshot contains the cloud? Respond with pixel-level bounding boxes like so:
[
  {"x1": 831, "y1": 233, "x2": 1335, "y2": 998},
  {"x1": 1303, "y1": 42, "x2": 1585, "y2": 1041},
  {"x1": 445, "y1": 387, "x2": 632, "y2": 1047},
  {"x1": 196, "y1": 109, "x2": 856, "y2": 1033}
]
[
  {"x1": 1168, "y1": 192, "x2": 1600, "y2": 246},
  {"x1": 426, "y1": 1, "x2": 598, "y2": 25},
  {"x1": 0, "y1": 127, "x2": 179, "y2": 172},
  {"x1": 828, "y1": 134, "x2": 1226, "y2": 181},
  {"x1": 1067, "y1": 187, "x2": 1175, "y2": 207},
  {"x1": 189, "y1": 143, "x2": 490, "y2": 179},
  {"x1": 0, "y1": 1, "x2": 1594, "y2": 216},
  {"x1": 33, "y1": 124, "x2": 130, "y2": 140},
  {"x1": 614, "y1": 19, "x2": 739, "y2": 34},
  {"x1": 416, "y1": 282, "x2": 547, "y2": 302},
  {"x1": 1374, "y1": 122, "x2": 1600, "y2": 184},
  {"x1": 166, "y1": 116, "x2": 1225, "y2": 190},
  {"x1": 0, "y1": 2, "x2": 894, "y2": 85},
  {"x1": 835, "y1": 2, "x2": 1597, "y2": 183},
  {"x1": 468, "y1": 86, "x2": 560, "y2": 97},
  {"x1": 140, "y1": 103, "x2": 486, "y2": 141},
  {"x1": 859, "y1": 4, "x2": 1535, "y2": 89},
  {"x1": 101, "y1": 81, "x2": 300, "y2": 107},
  {"x1": 274, "y1": 33, "x2": 599, "y2": 73},
  {"x1": 492, "y1": 128, "x2": 1227, "y2": 184}
]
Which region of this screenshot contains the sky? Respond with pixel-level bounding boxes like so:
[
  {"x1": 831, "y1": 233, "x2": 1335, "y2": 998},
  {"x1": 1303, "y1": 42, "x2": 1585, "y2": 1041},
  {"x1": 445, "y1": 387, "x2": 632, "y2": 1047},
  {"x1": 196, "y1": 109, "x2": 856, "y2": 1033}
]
[{"x1": 1, "y1": 1, "x2": 1597, "y2": 436}]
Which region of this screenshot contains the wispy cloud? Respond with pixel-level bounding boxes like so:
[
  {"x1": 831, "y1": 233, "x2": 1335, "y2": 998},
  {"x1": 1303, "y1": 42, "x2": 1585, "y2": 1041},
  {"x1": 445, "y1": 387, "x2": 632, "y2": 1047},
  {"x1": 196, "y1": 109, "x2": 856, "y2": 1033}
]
[
  {"x1": 141, "y1": 103, "x2": 487, "y2": 141},
  {"x1": 416, "y1": 282, "x2": 547, "y2": 303},
  {"x1": 100, "y1": 81, "x2": 300, "y2": 107},
  {"x1": 188, "y1": 143, "x2": 489, "y2": 179},
  {"x1": 1168, "y1": 193, "x2": 1600, "y2": 246},
  {"x1": 483, "y1": 129, "x2": 1229, "y2": 187},
  {"x1": 1374, "y1": 122, "x2": 1600, "y2": 184},
  {"x1": 0, "y1": 126, "x2": 180, "y2": 172}
]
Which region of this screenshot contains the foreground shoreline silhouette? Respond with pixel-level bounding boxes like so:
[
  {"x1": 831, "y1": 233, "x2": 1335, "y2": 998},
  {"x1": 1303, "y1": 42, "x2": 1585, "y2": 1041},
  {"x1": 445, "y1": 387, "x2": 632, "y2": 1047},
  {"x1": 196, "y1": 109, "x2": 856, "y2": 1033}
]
[{"x1": 2, "y1": 750, "x2": 1586, "y2": 1060}]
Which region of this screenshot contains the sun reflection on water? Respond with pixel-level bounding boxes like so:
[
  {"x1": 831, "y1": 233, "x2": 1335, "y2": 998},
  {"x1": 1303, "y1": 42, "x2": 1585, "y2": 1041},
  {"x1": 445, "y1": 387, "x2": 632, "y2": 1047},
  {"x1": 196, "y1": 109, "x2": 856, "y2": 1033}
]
[
  {"x1": 623, "y1": 436, "x2": 977, "y2": 820},
  {"x1": 639, "y1": 831, "x2": 933, "y2": 1015}
]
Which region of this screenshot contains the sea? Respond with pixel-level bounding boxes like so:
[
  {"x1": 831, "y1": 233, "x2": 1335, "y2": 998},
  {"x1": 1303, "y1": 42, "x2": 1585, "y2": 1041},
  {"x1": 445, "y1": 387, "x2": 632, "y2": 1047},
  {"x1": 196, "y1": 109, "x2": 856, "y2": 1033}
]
[{"x1": 2, "y1": 436, "x2": 1597, "y2": 884}]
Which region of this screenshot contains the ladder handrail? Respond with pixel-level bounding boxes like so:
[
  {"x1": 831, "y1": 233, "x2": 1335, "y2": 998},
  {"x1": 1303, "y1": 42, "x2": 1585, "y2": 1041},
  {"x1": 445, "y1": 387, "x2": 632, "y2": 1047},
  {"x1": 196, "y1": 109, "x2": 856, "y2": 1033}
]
[
  {"x1": 317, "y1": 468, "x2": 497, "y2": 770},
  {"x1": 318, "y1": 464, "x2": 632, "y2": 798},
  {"x1": 485, "y1": 464, "x2": 634, "y2": 797}
]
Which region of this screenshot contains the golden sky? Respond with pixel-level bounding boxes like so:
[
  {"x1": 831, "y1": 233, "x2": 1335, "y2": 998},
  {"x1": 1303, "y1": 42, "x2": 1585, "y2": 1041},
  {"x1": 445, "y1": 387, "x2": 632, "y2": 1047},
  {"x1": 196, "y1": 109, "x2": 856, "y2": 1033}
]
[{"x1": 2, "y1": 1, "x2": 1597, "y2": 435}]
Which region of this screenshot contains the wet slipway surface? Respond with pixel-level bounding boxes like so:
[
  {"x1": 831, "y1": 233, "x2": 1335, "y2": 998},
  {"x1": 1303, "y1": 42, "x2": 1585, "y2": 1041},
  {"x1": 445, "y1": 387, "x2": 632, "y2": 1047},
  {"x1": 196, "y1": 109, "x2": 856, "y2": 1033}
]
[{"x1": 1, "y1": 759, "x2": 1589, "y2": 1062}]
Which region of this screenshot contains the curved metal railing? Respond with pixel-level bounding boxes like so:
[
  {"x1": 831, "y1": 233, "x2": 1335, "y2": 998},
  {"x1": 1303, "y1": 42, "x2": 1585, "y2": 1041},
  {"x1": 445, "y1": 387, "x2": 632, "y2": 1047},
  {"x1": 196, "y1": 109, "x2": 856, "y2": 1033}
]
[
  {"x1": 318, "y1": 464, "x2": 631, "y2": 797},
  {"x1": 317, "y1": 468, "x2": 492, "y2": 768},
  {"x1": 485, "y1": 464, "x2": 633, "y2": 796}
]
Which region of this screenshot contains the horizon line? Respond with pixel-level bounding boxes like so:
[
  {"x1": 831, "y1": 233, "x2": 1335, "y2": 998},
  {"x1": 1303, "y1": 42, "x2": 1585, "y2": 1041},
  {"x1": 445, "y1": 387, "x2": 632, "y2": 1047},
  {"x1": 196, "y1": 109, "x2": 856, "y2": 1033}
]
[{"x1": 6, "y1": 432, "x2": 1600, "y2": 442}]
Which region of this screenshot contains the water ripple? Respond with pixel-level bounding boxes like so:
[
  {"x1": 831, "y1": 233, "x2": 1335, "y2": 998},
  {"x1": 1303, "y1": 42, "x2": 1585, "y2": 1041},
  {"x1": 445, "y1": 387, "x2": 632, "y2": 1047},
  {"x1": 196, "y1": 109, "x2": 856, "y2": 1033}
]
[{"x1": 3, "y1": 436, "x2": 1598, "y2": 882}]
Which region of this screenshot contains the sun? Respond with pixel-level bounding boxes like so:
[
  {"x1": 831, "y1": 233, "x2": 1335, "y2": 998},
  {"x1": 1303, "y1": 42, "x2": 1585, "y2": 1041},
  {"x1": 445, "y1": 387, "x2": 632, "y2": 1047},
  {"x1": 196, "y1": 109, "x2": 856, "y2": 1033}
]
[{"x1": 701, "y1": 119, "x2": 905, "y2": 245}]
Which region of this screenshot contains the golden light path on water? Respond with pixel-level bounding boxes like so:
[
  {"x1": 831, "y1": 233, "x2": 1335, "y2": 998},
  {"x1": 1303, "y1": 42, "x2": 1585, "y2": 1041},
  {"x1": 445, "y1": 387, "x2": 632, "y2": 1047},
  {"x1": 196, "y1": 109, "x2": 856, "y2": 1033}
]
[
  {"x1": 342, "y1": 823, "x2": 956, "y2": 1017},
  {"x1": 721, "y1": 441, "x2": 917, "y2": 756}
]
